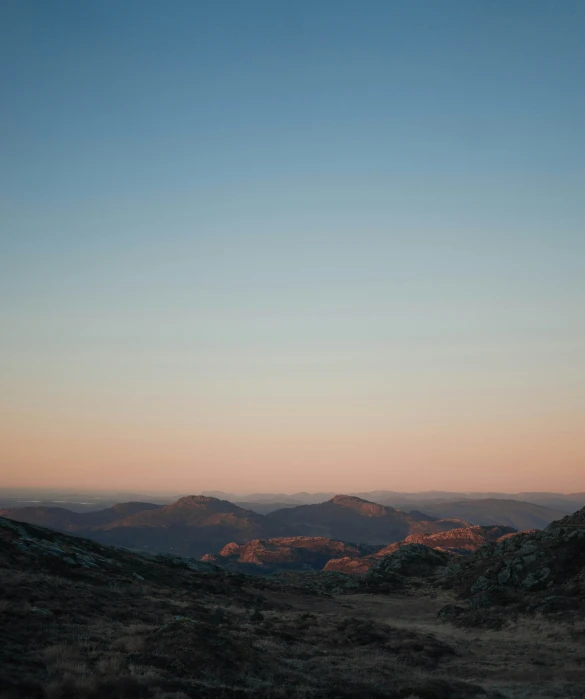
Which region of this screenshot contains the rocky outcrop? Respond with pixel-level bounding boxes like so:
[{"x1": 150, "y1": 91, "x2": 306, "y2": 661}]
[
  {"x1": 438, "y1": 506, "x2": 585, "y2": 621},
  {"x1": 324, "y1": 525, "x2": 514, "y2": 574},
  {"x1": 202, "y1": 536, "x2": 378, "y2": 573},
  {"x1": 369, "y1": 544, "x2": 451, "y2": 579},
  {"x1": 400, "y1": 525, "x2": 517, "y2": 554},
  {"x1": 324, "y1": 556, "x2": 377, "y2": 575}
]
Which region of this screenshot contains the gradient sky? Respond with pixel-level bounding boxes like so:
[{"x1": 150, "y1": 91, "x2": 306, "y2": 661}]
[{"x1": 1, "y1": 0, "x2": 584, "y2": 494}]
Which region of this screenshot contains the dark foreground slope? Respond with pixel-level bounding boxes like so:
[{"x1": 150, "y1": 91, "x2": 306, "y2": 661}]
[
  {"x1": 0, "y1": 515, "x2": 506, "y2": 699},
  {"x1": 267, "y1": 495, "x2": 465, "y2": 544},
  {"x1": 4, "y1": 515, "x2": 585, "y2": 698}
]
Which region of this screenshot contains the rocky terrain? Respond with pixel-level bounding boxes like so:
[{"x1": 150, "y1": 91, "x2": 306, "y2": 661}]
[
  {"x1": 267, "y1": 495, "x2": 465, "y2": 544},
  {"x1": 200, "y1": 525, "x2": 509, "y2": 577},
  {"x1": 202, "y1": 536, "x2": 380, "y2": 573},
  {"x1": 438, "y1": 505, "x2": 585, "y2": 626},
  {"x1": 0, "y1": 514, "x2": 498, "y2": 699},
  {"x1": 2, "y1": 511, "x2": 585, "y2": 698},
  {"x1": 324, "y1": 525, "x2": 517, "y2": 575},
  {"x1": 394, "y1": 525, "x2": 517, "y2": 554}
]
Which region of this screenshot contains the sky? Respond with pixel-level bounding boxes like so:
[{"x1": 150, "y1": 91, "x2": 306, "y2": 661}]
[{"x1": 1, "y1": 0, "x2": 584, "y2": 494}]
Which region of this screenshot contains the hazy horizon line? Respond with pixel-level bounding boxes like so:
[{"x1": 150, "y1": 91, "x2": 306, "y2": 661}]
[{"x1": 1, "y1": 485, "x2": 583, "y2": 497}]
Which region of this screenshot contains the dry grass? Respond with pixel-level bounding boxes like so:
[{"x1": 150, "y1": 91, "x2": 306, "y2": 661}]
[
  {"x1": 112, "y1": 635, "x2": 146, "y2": 653},
  {"x1": 1, "y1": 518, "x2": 584, "y2": 699}
]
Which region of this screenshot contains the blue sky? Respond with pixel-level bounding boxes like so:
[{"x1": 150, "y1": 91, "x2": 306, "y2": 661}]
[{"x1": 1, "y1": 1, "x2": 584, "y2": 492}]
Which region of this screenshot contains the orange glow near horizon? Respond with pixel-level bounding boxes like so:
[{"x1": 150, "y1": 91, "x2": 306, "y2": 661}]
[{"x1": 2, "y1": 404, "x2": 584, "y2": 493}]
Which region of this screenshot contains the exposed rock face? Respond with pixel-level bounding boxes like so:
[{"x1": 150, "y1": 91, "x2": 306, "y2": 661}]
[
  {"x1": 399, "y1": 525, "x2": 517, "y2": 554},
  {"x1": 324, "y1": 525, "x2": 514, "y2": 574},
  {"x1": 202, "y1": 536, "x2": 379, "y2": 573},
  {"x1": 328, "y1": 543, "x2": 452, "y2": 579},
  {"x1": 439, "y1": 506, "x2": 585, "y2": 620},
  {"x1": 368, "y1": 544, "x2": 452, "y2": 579},
  {"x1": 325, "y1": 556, "x2": 377, "y2": 575},
  {"x1": 406, "y1": 517, "x2": 470, "y2": 535},
  {"x1": 267, "y1": 495, "x2": 466, "y2": 545}
]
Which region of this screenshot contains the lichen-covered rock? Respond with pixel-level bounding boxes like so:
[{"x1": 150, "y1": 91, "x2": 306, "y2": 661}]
[
  {"x1": 438, "y1": 506, "x2": 585, "y2": 621},
  {"x1": 368, "y1": 544, "x2": 451, "y2": 580}
]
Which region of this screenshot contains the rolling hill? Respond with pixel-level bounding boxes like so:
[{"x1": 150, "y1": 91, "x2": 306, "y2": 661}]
[
  {"x1": 410, "y1": 498, "x2": 565, "y2": 530},
  {"x1": 266, "y1": 494, "x2": 466, "y2": 545},
  {"x1": 0, "y1": 501, "x2": 163, "y2": 531},
  {"x1": 0, "y1": 496, "x2": 296, "y2": 558}
]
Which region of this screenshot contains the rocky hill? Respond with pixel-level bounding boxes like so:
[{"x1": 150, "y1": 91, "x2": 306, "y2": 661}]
[
  {"x1": 399, "y1": 525, "x2": 517, "y2": 554},
  {"x1": 324, "y1": 525, "x2": 517, "y2": 575},
  {"x1": 267, "y1": 495, "x2": 465, "y2": 545},
  {"x1": 202, "y1": 536, "x2": 380, "y2": 573},
  {"x1": 438, "y1": 506, "x2": 585, "y2": 624}
]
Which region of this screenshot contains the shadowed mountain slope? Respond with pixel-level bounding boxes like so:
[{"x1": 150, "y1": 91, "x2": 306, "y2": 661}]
[
  {"x1": 234, "y1": 501, "x2": 299, "y2": 515},
  {"x1": 267, "y1": 495, "x2": 466, "y2": 545},
  {"x1": 91, "y1": 496, "x2": 296, "y2": 557},
  {"x1": 410, "y1": 498, "x2": 565, "y2": 530},
  {"x1": 0, "y1": 501, "x2": 163, "y2": 532},
  {"x1": 0, "y1": 496, "x2": 297, "y2": 558}
]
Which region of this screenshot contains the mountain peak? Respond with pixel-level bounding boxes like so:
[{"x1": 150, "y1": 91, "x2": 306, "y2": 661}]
[
  {"x1": 329, "y1": 494, "x2": 393, "y2": 516},
  {"x1": 175, "y1": 495, "x2": 220, "y2": 504},
  {"x1": 330, "y1": 494, "x2": 363, "y2": 504},
  {"x1": 170, "y1": 495, "x2": 231, "y2": 510}
]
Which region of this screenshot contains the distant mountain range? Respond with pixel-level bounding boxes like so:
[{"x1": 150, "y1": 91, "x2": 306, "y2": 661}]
[
  {"x1": 0, "y1": 491, "x2": 574, "y2": 560},
  {"x1": 400, "y1": 498, "x2": 564, "y2": 530},
  {"x1": 1, "y1": 493, "x2": 460, "y2": 556},
  {"x1": 213, "y1": 489, "x2": 585, "y2": 511},
  {"x1": 0, "y1": 496, "x2": 290, "y2": 558},
  {"x1": 2, "y1": 487, "x2": 583, "y2": 515},
  {"x1": 265, "y1": 494, "x2": 466, "y2": 545},
  {"x1": 0, "y1": 501, "x2": 164, "y2": 531},
  {"x1": 240, "y1": 496, "x2": 568, "y2": 530}
]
